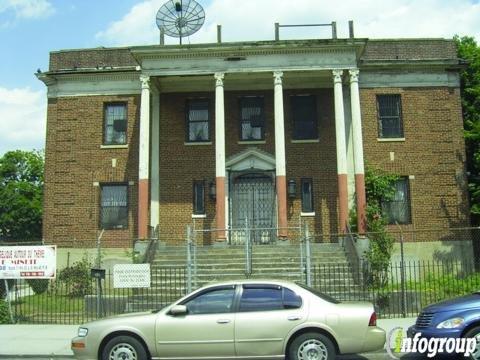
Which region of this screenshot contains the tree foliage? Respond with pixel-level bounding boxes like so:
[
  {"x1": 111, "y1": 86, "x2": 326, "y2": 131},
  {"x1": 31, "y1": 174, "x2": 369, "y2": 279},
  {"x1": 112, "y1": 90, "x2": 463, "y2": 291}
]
[
  {"x1": 0, "y1": 150, "x2": 44, "y2": 240},
  {"x1": 455, "y1": 36, "x2": 480, "y2": 221}
]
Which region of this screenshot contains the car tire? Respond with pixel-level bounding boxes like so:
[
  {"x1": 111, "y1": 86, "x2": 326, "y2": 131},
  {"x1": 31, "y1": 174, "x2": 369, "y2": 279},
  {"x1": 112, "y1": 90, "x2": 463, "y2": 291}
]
[
  {"x1": 464, "y1": 326, "x2": 480, "y2": 360},
  {"x1": 288, "y1": 332, "x2": 336, "y2": 360},
  {"x1": 101, "y1": 335, "x2": 148, "y2": 360}
]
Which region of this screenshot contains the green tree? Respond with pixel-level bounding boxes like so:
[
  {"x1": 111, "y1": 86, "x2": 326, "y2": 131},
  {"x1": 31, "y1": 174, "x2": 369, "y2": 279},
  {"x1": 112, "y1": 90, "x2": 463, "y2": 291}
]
[
  {"x1": 0, "y1": 150, "x2": 44, "y2": 240},
  {"x1": 455, "y1": 36, "x2": 480, "y2": 222}
]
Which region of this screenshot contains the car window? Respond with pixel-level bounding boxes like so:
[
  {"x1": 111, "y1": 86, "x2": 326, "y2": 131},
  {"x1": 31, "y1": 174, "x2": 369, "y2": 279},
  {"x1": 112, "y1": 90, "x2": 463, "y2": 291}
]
[
  {"x1": 297, "y1": 283, "x2": 340, "y2": 304},
  {"x1": 283, "y1": 287, "x2": 302, "y2": 309},
  {"x1": 239, "y1": 286, "x2": 302, "y2": 312},
  {"x1": 185, "y1": 288, "x2": 235, "y2": 315}
]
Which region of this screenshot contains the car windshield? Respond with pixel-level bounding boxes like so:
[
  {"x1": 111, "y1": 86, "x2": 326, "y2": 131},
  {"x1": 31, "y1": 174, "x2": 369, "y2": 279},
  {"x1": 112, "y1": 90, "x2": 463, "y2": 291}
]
[{"x1": 297, "y1": 283, "x2": 340, "y2": 304}]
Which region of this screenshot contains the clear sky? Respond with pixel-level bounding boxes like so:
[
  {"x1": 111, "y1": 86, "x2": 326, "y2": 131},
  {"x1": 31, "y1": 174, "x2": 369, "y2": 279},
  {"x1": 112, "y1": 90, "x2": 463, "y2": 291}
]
[{"x1": 0, "y1": 0, "x2": 479, "y2": 155}]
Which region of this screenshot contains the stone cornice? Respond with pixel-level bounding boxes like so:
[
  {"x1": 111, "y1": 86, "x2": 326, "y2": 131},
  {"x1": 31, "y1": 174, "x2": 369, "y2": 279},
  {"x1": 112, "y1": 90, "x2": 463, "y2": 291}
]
[{"x1": 131, "y1": 40, "x2": 366, "y2": 62}]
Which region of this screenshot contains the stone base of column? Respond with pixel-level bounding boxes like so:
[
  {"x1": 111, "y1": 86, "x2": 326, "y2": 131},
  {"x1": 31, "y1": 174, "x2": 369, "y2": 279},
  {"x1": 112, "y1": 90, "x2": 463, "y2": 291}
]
[
  {"x1": 276, "y1": 175, "x2": 288, "y2": 239},
  {"x1": 215, "y1": 176, "x2": 226, "y2": 241},
  {"x1": 355, "y1": 173, "x2": 367, "y2": 235},
  {"x1": 338, "y1": 174, "x2": 348, "y2": 234},
  {"x1": 138, "y1": 179, "x2": 150, "y2": 239}
]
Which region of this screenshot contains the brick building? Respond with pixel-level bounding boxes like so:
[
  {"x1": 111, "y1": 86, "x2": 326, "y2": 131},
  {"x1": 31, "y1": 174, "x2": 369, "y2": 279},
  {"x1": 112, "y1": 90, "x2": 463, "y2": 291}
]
[{"x1": 37, "y1": 31, "x2": 469, "y2": 248}]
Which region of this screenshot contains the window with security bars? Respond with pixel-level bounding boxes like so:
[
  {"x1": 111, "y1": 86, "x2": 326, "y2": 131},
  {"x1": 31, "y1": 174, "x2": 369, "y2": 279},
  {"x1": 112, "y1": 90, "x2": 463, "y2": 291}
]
[
  {"x1": 291, "y1": 95, "x2": 318, "y2": 140},
  {"x1": 187, "y1": 100, "x2": 209, "y2": 142},
  {"x1": 301, "y1": 178, "x2": 314, "y2": 213},
  {"x1": 100, "y1": 184, "x2": 128, "y2": 229},
  {"x1": 239, "y1": 97, "x2": 264, "y2": 140},
  {"x1": 382, "y1": 177, "x2": 411, "y2": 224},
  {"x1": 193, "y1": 180, "x2": 205, "y2": 215},
  {"x1": 377, "y1": 95, "x2": 404, "y2": 138},
  {"x1": 104, "y1": 103, "x2": 127, "y2": 145}
]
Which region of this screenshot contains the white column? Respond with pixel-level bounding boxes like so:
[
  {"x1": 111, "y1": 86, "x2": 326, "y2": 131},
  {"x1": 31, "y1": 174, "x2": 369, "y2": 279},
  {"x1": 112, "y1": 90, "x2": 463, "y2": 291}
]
[
  {"x1": 273, "y1": 71, "x2": 288, "y2": 238},
  {"x1": 349, "y1": 69, "x2": 365, "y2": 176},
  {"x1": 138, "y1": 74, "x2": 150, "y2": 239},
  {"x1": 349, "y1": 69, "x2": 367, "y2": 234},
  {"x1": 214, "y1": 72, "x2": 226, "y2": 240},
  {"x1": 150, "y1": 87, "x2": 160, "y2": 230},
  {"x1": 332, "y1": 70, "x2": 348, "y2": 233}
]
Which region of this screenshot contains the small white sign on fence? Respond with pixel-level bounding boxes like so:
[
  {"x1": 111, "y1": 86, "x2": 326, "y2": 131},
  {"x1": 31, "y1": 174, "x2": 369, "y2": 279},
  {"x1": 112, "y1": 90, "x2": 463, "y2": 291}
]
[
  {"x1": 0, "y1": 245, "x2": 56, "y2": 279},
  {"x1": 113, "y1": 263, "x2": 151, "y2": 288}
]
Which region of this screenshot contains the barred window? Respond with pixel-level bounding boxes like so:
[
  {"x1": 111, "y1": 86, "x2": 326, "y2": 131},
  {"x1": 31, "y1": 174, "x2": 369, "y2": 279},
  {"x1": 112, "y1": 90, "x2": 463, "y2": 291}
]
[
  {"x1": 382, "y1": 177, "x2": 411, "y2": 224},
  {"x1": 193, "y1": 180, "x2": 205, "y2": 215},
  {"x1": 104, "y1": 103, "x2": 127, "y2": 145},
  {"x1": 100, "y1": 184, "x2": 128, "y2": 229},
  {"x1": 187, "y1": 100, "x2": 210, "y2": 142},
  {"x1": 377, "y1": 95, "x2": 404, "y2": 138},
  {"x1": 291, "y1": 95, "x2": 318, "y2": 140},
  {"x1": 301, "y1": 178, "x2": 314, "y2": 213},
  {"x1": 239, "y1": 97, "x2": 264, "y2": 140}
]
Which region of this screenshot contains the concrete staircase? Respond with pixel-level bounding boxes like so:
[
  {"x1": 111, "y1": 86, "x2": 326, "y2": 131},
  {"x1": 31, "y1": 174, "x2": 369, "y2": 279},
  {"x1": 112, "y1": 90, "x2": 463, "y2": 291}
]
[{"x1": 126, "y1": 243, "x2": 363, "y2": 311}]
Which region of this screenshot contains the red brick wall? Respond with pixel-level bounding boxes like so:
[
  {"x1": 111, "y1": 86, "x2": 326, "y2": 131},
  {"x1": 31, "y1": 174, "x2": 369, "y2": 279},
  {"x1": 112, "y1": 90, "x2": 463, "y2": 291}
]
[
  {"x1": 43, "y1": 95, "x2": 140, "y2": 248},
  {"x1": 360, "y1": 87, "x2": 469, "y2": 235},
  {"x1": 43, "y1": 86, "x2": 468, "y2": 246}
]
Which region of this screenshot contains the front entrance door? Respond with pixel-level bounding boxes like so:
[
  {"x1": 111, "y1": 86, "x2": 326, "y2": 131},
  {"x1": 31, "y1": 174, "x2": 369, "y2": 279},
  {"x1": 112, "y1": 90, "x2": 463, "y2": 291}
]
[{"x1": 230, "y1": 172, "x2": 276, "y2": 244}]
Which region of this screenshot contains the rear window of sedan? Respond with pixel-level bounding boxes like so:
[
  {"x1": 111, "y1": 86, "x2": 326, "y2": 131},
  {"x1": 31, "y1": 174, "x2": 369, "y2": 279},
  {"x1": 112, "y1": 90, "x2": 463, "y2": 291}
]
[
  {"x1": 297, "y1": 283, "x2": 340, "y2": 304},
  {"x1": 239, "y1": 285, "x2": 302, "y2": 312}
]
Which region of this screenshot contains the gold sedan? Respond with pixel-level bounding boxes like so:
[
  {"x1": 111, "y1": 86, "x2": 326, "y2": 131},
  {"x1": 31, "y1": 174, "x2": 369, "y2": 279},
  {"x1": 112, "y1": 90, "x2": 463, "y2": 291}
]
[{"x1": 71, "y1": 280, "x2": 385, "y2": 360}]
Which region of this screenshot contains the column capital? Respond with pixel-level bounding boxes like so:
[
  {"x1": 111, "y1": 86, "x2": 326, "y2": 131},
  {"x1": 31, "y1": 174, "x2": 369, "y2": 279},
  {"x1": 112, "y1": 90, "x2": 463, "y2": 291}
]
[
  {"x1": 273, "y1": 71, "x2": 284, "y2": 85},
  {"x1": 349, "y1": 69, "x2": 360, "y2": 82},
  {"x1": 140, "y1": 75, "x2": 150, "y2": 89},
  {"x1": 214, "y1": 72, "x2": 224, "y2": 86},
  {"x1": 332, "y1": 69, "x2": 343, "y2": 84}
]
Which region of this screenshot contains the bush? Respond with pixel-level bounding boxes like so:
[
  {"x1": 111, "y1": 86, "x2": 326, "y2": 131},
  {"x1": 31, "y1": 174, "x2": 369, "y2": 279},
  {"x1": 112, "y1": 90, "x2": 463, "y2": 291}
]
[
  {"x1": 0, "y1": 298, "x2": 12, "y2": 324},
  {"x1": 26, "y1": 279, "x2": 49, "y2": 294},
  {"x1": 58, "y1": 256, "x2": 92, "y2": 298}
]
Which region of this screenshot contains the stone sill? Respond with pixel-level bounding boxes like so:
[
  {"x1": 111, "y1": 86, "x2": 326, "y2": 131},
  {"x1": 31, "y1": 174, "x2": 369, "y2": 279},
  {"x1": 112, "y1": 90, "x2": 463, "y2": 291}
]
[
  {"x1": 238, "y1": 140, "x2": 266, "y2": 145},
  {"x1": 192, "y1": 214, "x2": 207, "y2": 219},
  {"x1": 100, "y1": 144, "x2": 128, "y2": 149},
  {"x1": 301, "y1": 212, "x2": 316, "y2": 217},
  {"x1": 377, "y1": 138, "x2": 405, "y2": 142},
  {"x1": 291, "y1": 139, "x2": 320, "y2": 144},
  {"x1": 185, "y1": 142, "x2": 212, "y2": 146}
]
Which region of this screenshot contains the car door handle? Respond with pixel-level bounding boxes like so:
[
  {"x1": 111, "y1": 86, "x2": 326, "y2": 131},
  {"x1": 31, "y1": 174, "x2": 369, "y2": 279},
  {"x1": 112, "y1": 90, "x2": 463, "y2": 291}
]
[
  {"x1": 288, "y1": 316, "x2": 301, "y2": 321},
  {"x1": 217, "y1": 319, "x2": 231, "y2": 324}
]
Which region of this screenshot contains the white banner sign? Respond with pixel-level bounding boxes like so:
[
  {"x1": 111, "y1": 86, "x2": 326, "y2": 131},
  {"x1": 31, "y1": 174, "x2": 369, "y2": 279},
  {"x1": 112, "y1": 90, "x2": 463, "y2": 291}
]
[
  {"x1": 113, "y1": 263, "x2": 151, "y2": 288},
  {"x1": 0, "y1": 245, "x2": 56, "y2": 279}
]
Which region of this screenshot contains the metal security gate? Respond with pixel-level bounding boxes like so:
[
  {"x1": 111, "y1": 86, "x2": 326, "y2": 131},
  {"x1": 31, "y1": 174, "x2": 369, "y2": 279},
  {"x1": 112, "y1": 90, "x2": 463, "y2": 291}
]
[{"x1": 230, "y1": 172, "x2": 276, "y2": 244}]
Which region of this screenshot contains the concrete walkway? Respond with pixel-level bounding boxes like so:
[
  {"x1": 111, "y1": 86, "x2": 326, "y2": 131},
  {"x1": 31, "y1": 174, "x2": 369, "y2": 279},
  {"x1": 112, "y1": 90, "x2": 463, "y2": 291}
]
[{"x1": 0, "y1": 318, "x2": 418, "y2": 359}]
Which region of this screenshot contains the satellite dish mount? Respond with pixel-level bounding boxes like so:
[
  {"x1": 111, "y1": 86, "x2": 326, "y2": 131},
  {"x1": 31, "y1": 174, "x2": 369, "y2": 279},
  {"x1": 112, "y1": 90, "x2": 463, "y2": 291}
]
[{"x1": 156, "y1": 0, "x2": 205, "y2": 45}]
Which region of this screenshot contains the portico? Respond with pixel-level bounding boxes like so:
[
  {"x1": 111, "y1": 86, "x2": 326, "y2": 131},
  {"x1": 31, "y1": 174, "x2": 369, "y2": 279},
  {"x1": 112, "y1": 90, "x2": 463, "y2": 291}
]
[{"x1": 134, "y1": 40, "x2": 369, "y2": 241}]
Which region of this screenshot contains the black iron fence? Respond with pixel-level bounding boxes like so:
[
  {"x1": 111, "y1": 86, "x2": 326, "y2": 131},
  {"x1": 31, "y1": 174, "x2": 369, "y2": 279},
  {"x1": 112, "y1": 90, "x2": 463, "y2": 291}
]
[
  {"x1": 312, "y1": 259, "x2": 480, "y2": 319},
  {"x1": 6, "y1": 267, "x2": 186, "y2": 324}
]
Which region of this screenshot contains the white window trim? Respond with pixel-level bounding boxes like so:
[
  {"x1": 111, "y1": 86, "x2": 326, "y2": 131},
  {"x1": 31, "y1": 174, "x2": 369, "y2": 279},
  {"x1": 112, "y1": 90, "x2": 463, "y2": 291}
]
[{"x1": 101, "y1": 144, "x2": 129, "y2": 149}]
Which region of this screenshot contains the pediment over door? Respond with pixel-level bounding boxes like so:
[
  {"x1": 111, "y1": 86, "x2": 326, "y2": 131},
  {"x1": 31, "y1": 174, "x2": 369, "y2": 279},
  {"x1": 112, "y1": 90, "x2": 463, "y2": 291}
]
[{"x1": 226, "y1": 148, "x2": 275, "y2": 172}]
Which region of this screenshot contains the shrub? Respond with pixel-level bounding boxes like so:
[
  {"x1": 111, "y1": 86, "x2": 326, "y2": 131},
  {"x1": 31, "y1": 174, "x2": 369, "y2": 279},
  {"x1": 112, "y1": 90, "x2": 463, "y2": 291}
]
[
  {"x1": 26, "y1": 279, "x2": 49, "y2": 294},
  {"x1": 58, "y1": 256, "x2": 92, "y2": 298},
  {"x1": 0, "y1": 279, "x2": 15, "y2": 298},
  {"x1": 0, "y1": 298, "x2": 12, "y2": 324}
]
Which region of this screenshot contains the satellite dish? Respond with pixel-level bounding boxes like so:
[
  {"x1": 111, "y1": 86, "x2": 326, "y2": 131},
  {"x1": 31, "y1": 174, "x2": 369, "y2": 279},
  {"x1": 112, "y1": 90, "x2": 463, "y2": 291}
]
[{"x1": 156, "y1": 0, "x2": 205, "y2": 45}]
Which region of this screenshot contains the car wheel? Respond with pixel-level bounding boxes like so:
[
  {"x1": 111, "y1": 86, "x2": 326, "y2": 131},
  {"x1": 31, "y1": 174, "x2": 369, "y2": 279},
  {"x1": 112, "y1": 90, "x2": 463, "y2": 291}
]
[
  {"x1": 101, "y1": 335, "x2": 148, "y2": 360},
  {"x1": 464, "y1": 326, "x2": 480, "y2": 360},
  {"x1": 289, "y1": 332, "x2": 335, "y2": 360}
]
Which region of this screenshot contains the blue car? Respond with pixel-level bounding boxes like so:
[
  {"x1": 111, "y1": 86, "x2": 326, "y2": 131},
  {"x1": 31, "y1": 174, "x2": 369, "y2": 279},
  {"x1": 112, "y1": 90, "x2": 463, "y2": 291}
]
[{"x1": 408, "y1": 293, "x2": 480, "y2": 358}]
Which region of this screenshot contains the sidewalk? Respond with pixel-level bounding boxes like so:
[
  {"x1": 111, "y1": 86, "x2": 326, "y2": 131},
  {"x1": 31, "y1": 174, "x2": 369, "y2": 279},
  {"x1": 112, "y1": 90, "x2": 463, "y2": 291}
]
[{"x1": 0, "y1": 318, "x2": 417, "y2": 359}]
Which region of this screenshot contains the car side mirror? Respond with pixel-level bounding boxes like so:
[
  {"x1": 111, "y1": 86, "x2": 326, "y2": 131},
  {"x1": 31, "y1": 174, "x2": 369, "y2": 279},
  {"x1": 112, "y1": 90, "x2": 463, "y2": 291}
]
[{"x1": 169, "y1": 305, "x2": 187, "y2": 316}]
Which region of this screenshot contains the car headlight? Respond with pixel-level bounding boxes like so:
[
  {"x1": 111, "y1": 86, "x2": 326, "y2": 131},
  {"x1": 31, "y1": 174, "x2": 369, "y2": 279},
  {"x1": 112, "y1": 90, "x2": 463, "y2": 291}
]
[
  {"x1": 436, "y1": 317, "x2": 465, "y2": 329},
  {"x1": 78, "y1": 327, "x2": 88, "y2": 337}
]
